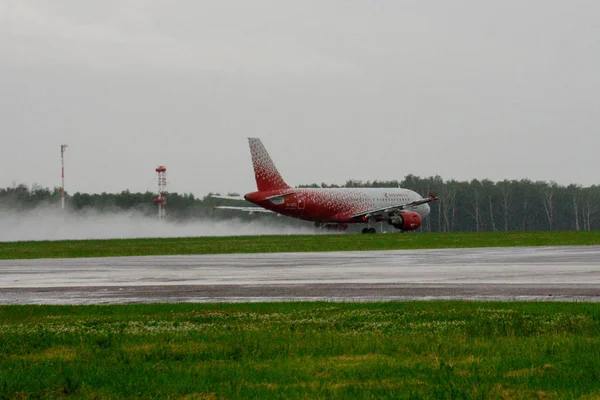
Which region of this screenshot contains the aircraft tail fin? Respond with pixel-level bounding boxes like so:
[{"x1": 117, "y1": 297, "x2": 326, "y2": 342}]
[{"x1": 248, "y1": 138, "x2": 291, "y2": 191}]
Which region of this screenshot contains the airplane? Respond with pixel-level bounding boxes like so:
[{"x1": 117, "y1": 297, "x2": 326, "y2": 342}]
[{"x1": 212, "y1": 138, "x2": 437, "y2": 233}]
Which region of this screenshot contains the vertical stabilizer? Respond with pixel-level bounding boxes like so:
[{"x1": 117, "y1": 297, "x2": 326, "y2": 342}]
[{"x1": 248, "y1": 138, "x2": 290, "y2": 191}]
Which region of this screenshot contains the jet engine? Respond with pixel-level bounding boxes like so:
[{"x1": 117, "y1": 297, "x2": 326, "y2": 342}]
[{"x1": 390, "y1": 212, "x2": 422, "y2": 231}]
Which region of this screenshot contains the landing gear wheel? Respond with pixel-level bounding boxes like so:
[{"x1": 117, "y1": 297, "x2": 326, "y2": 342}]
[
  {"x1": 368, "y1": 228, "x2": 376, "y2": 234},
  {"x1": 361, "y1": 228, "x2": 369, "y2": 234}
]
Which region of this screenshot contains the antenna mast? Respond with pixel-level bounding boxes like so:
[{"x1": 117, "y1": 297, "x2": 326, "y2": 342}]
[{"x1": 61, "y1": 144, "x2": 68, "y2": 210}]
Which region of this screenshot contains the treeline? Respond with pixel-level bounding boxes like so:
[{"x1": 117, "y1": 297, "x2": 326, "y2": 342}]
[
  {"x1": 3, "y1": 175, "x2": 600, "y2": 232},
  {"x1": 0, "y1": 184, "x2": 295, "y2": 227},
  {"x1": 1, "y1": 184, "x2": 215, "y2": 221},
  {"x1": 302, "y1": 175, "x2": 600, "y2": 232}
]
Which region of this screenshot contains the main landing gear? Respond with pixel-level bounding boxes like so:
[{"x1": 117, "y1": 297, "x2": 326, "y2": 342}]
[{"x1": 361, "y1": 227, "x2": 377, "y2": 234}]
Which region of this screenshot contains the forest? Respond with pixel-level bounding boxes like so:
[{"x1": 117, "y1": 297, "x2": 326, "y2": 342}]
[{"x1": 2, "y1": 175, "x2": 599, "y2": 232}]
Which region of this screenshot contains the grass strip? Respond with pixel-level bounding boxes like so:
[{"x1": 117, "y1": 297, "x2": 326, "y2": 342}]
[
  {"x1": 1, "y1": 301, "x2": 599, "y2": 399},
  {"x1": 2, "y1": 231, "x2": 600, "y2": 260}
]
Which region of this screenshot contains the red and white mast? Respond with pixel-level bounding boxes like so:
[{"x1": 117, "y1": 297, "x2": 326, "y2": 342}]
[
  {"x1": 153, "y1": 166, "x2": 167, "y2": 221},
  {"x1": 61, "y1": 144, "x2": 68, "y2": 210}
]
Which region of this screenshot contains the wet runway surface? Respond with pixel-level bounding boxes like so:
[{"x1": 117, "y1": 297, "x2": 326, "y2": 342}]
[{"x1": 1, "y1": 246, "x2": 599, "y2": 304}]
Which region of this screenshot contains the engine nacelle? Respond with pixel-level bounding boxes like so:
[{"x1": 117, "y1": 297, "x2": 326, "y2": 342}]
[{"x1": 390, "y1": 212, "x2": 422, "y2": 231}]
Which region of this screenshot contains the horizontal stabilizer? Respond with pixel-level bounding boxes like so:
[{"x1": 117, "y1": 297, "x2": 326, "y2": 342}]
[
  {"x1": 209, "y1": 195, "x2": 246, "y2": 201},
  {"x1": 213, "y1": 205, "x2": 273, "y2": 213}
]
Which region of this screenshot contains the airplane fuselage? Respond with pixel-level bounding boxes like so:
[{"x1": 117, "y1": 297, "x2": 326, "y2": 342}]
[{"x1": 245, "y1": 187, "x2": 430, "y2": 224}]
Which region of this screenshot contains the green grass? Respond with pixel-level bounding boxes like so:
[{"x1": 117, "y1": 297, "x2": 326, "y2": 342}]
[
  {"x1": 1, "y1": 302, "x2": 599, "y2": 399},
  {"x1": 3, "y1": 231, "x2": 600, "y2": 260}
]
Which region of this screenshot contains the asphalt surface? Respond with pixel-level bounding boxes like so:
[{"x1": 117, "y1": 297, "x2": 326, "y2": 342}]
[{"x1": 1, "y1": 246, "x2": 599, "y2": 304}]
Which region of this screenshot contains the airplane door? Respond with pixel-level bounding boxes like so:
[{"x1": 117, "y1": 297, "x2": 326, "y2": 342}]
[{"x1": 297, "y1": 194, "x2": 305, "y2": 210}]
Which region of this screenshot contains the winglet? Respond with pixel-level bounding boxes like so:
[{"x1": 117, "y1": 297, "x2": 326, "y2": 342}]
[{"x1": 248, "y1": 138, "x2": 291, "y2": 192}]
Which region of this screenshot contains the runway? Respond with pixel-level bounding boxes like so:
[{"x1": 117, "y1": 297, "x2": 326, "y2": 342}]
[{"x1": 1, "y1": 246, "x2": 599, "y2": 304}]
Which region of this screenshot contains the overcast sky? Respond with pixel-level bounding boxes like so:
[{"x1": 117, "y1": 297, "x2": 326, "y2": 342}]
[{"x1": 1, "y1": 1, "x2": 599, "y2": 196}]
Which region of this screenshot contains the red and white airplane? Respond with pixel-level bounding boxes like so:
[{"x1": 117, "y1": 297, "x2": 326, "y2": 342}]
[{"x1": 214, "y1": 138, "x2": 437, "y2": 233}]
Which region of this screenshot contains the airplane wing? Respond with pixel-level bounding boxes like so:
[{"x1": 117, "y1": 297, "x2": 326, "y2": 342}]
[
  {"x1": 350, "y1": 194, "x2": 438, "y2": 219},
  {"x1": 212, "y1": 205, "x2": 274, "y2": 214}
]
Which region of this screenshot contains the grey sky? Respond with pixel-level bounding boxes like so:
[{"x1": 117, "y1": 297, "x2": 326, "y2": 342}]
[{"x1": 1, "y1": 1, "x2": 599, "y2": 196}]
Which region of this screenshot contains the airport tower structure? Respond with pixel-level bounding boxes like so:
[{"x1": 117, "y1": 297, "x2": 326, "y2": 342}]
[
  {"x1": 153, "y1": 166, "x2": 167, "y2": 221},
  {"x1": 61, "y1": 144, "x2": 68, "y2": 210}
]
